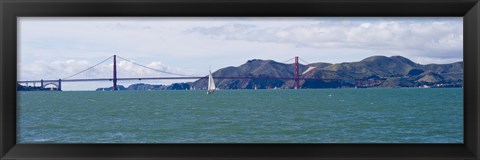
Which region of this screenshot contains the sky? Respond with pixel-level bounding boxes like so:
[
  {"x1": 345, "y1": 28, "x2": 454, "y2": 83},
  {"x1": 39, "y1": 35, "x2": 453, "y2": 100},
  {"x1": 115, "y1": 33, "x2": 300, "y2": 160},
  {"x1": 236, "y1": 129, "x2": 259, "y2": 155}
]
[{"x1": 18, "y1": 17, "x2": 463, "y2": 91}]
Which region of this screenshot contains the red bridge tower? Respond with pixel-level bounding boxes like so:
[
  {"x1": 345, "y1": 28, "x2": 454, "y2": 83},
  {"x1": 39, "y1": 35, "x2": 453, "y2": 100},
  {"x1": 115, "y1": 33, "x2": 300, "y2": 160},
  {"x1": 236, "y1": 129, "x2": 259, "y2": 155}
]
[{"x1": 294, "y1": 56, "x2": 299, "y2": 89}]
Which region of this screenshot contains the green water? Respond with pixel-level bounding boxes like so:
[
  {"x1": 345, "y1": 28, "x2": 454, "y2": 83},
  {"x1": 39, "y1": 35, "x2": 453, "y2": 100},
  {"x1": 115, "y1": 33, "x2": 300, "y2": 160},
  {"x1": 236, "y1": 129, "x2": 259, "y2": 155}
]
[{"x1": 17, "y1": 88, "x2": 463, "y2": 143}]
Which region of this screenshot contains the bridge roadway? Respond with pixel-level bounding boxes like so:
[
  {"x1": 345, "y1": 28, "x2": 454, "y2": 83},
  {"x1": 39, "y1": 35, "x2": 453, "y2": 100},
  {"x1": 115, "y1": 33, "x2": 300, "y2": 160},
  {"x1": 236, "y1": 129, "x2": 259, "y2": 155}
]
[{"x1": 17, "y1": 76, "x2": 341, "y2": 83}]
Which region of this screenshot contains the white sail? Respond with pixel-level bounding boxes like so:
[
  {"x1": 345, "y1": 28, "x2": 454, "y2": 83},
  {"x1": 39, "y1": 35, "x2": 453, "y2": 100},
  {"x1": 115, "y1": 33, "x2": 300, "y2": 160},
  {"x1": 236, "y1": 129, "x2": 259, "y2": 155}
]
[{"x1": 207, "y1": 70, "x2": 216, "y2": 94}]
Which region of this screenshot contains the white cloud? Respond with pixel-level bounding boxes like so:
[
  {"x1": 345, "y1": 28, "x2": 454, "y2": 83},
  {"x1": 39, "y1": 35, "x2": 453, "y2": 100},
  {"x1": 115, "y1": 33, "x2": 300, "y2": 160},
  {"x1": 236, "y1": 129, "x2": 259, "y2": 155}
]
[
  {"x1": 186, "y1": 18, "x2": 463, "y2": 60},
  {"x1": 19, "y1": 59, "x2": 198, "y2": 81},
  {"x1": 19, "y1": 59, "x2": 90, "y2": 80},
  {"x1": 413, "y1": 57, "x2": 463, "y2": 65}
]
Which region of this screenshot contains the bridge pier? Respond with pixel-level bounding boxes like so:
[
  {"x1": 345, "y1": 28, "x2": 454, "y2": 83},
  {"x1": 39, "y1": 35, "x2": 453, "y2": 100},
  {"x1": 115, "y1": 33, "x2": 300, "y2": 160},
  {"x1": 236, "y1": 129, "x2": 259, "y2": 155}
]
[{"x1": 40, "y1": 79, "x2": 44, "y2": 88}]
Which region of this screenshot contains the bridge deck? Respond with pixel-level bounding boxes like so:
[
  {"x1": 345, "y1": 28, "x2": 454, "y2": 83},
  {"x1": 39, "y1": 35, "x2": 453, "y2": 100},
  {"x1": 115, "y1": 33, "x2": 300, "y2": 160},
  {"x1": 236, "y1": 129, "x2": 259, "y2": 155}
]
[{"x1": 17, "y1": 77, "x2": 342, "y2": 83}]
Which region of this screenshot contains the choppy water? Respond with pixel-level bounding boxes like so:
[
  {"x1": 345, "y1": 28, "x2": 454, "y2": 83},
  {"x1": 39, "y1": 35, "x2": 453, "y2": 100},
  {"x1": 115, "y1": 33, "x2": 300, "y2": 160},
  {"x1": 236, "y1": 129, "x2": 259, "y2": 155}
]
[{"x1": 17, "y1": 88, "x2": 463, "y2": 143}]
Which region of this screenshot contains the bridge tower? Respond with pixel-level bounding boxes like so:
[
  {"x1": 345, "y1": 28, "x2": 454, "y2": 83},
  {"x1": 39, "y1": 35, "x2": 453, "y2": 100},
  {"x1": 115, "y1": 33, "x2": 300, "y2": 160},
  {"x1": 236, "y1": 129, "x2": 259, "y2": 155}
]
[
  {"x1": 294, "y1": 56, "x2": 299, "y2": 89},
  {"x1": 58, "y1": 79, "x2": 62, "y2": 91},
  {"x1": 113, "y1": 55, "x2": 118, "y2": 91}
]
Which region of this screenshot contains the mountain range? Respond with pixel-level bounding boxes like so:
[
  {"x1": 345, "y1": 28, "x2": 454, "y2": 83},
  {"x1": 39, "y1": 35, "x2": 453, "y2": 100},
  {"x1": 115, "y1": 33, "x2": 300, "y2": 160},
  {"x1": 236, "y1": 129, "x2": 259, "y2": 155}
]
[{"x1": 96, "y1": 55, "x2": 463, "y2": 91}]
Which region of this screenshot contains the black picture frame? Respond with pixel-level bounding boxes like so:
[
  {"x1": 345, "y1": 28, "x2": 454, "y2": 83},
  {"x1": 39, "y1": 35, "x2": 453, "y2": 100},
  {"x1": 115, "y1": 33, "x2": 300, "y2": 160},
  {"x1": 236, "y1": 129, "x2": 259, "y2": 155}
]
[{"x1": 1, "y1": 0, "x2": 479, "y2": 159}]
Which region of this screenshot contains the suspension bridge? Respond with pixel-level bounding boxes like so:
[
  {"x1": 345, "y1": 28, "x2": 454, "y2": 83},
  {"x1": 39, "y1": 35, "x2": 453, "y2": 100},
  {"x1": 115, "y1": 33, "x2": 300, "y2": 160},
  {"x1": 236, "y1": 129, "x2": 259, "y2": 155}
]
[{"x1": 17, "y1": 55, "x2": 350, "y2": 91}]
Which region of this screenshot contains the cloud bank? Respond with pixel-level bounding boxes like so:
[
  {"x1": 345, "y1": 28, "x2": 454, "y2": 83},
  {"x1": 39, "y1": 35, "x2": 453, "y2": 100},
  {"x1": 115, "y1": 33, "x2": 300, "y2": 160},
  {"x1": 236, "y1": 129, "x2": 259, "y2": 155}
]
[
  {"x1": 186, "y1": 18, "x2": 462, "y2": 63},
  {"x1": 19, "y1": 59, "x2": 197, "y2": 81}
]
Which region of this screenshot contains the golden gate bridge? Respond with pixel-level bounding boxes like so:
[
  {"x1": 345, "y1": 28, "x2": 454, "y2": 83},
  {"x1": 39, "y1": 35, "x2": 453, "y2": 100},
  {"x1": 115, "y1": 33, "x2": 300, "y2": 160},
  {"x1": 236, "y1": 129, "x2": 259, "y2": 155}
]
[{"x1": 17, "y1": 55, "x2": 352, "y2": 91}]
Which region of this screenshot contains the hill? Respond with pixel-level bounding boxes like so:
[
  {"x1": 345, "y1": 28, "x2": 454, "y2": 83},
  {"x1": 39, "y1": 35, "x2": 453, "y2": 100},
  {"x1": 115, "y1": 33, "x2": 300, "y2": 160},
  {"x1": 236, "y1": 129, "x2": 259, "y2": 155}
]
[{"x1": 189, "y1": 55, "x2": 463, "y2": 89}]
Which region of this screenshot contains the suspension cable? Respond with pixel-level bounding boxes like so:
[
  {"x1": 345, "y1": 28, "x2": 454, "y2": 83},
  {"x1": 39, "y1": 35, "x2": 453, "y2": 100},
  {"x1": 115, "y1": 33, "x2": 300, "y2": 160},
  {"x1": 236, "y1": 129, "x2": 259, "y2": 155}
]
[
  {"x1": 62, "y1": 56, "x2": 114, "y2": 80},
  {"x1": 282, "y1": 57, "x2": 295, "y2": 63},
  {"x1": 299, "y1": 57, "x2": 310, "y2": 64},
  {"x1": 116, "y1": 56, "x2": 198, "y2": 77}
]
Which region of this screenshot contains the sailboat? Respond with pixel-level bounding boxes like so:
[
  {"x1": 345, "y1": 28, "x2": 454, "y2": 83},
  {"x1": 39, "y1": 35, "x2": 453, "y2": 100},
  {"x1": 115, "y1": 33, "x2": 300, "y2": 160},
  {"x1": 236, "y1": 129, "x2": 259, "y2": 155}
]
[{"x1": 207, "y1": 69, "x2": 216, "y2": 94}]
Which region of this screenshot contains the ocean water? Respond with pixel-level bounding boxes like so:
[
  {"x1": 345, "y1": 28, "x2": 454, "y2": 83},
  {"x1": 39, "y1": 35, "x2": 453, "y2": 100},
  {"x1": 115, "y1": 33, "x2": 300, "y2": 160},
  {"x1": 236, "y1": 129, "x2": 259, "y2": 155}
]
[{"x1": 17, "y1": 88, "x2": 463, "y2": 143}]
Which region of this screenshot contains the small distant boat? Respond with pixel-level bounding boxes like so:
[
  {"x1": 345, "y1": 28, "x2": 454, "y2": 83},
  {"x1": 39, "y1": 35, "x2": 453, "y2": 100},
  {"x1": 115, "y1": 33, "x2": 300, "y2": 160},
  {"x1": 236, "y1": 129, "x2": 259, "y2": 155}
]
[
  {"x1": 207, "y1": 69, "x2": 216, "y2": 94},
  {"x1": 419, "y1": 85, "x2": 431, "y2": 88}
]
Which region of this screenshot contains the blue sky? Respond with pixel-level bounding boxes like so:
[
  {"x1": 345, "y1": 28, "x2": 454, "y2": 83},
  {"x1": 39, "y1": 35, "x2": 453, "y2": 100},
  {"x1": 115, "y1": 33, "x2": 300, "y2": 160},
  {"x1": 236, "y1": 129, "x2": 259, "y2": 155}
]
[{"x1": 18, "y1": 17, "x2": 463, "y2": 90}]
